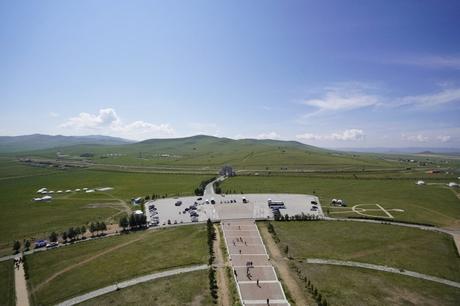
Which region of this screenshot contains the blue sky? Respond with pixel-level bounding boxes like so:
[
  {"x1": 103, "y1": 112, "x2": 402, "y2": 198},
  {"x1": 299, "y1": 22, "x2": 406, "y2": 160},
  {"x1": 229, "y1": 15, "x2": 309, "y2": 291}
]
[{"x1": 1, "y1": 0, "x2": 459, "y2": 148}]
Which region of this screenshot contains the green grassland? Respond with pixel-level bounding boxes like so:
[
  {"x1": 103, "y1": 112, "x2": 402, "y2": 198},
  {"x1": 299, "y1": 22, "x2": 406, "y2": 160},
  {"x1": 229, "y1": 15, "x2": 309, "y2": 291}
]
[
  {"x1": 0, "y1": 159, "x2": 211, "y2": 256},
  {"x1": 0, "y1": 260, "x2": 15, "y2": 306},
  {"x1": 262, "y1": 221, "x2": 460, "y2": 282},
  {"x1": 27, "y1": 225, "x2": 207, "y2": 306},
  {"x1": 17, "y1": 135, "x2": 411, "y2": 171},
  {"x1": 298, "y1": 264, "x2": 460, "y2": 306},
  {"x1": 223, "y1": 176, "x2": 460, "y2": 226},
  {"x1": 79, "y1": 269, "x2": 212, "y2": 306}
]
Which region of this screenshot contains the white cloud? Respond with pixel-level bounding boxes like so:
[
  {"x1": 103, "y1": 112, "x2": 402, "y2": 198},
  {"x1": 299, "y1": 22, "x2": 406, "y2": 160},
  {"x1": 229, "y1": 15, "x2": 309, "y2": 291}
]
[
  {"x1": 392, "y1": 55, "x2": 460, "y2": 70},
  {"x1": 60, "y1": 108, "x2": 174, "y2": 140},
  {"x1": 397, "y1": 88, "x2": 460, "y2": 108},
  {"x1": 401, "y1": 133, "x2": 429, "y2": 143},
  {"x1": 296, "y1": 129, "x2": 365, "y2": 142},
  {"x1": 256, "y1": 132, "x2": 280, "y2": 140},
  {"x1": 61, "y1": 108, "x2": 120, "y2": 129},
  {"x1": 49, "y1": 112, "x2": 60, "y2": 118},
  {"x1": 303, "y1": 84, "x2": 379, "y2": 115},
  {"x1": 437, "y1": 135, "x2": 451, "y2": 143}
]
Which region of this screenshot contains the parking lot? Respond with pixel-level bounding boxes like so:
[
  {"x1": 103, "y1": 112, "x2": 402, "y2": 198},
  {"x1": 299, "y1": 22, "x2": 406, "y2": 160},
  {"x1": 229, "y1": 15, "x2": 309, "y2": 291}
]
[{"x1": 145, "y1": 193, "x2": 323, "y2": 226}]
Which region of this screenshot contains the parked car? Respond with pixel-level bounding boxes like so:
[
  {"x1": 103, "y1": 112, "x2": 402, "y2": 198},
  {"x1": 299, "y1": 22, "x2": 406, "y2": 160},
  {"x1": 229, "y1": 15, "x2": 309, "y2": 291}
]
[
  {"x1": 197, "y1": 197, "x2": 202, "y2": 201},
  {"x1": 46, "y1": 242, "x2": 59, "y2": 248},
  {"x1": 175, "y1": 201, "x2": 182, "y2": 206}
]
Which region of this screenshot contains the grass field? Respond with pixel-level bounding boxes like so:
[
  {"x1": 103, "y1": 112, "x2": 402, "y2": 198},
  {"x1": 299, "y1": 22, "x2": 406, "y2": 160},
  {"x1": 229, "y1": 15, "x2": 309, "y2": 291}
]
[
  {"x1": 27, "y1": 225, "x2": 207, "y2": 306},
  {"x1": 18, "y1": 135, "x2": 410, "y2": 171},
  {"x1": 79, "y1": 269, "x2": 212, "y2": 306},
  {"x1": 0, "y1": 158, "x2": 211, "y2": 256},
  {"x1": 262, "y1": 221, "x2": 460, "y2": 282},
  {"x1": 298, "y1": 263, "x2": 460, "y2": 306},
  {"x1": 223, "y1": 176, "x2": 460, "y2": 226},
  {"x1": 0, "y1": 260, "x2": 15, "y2": 306}
]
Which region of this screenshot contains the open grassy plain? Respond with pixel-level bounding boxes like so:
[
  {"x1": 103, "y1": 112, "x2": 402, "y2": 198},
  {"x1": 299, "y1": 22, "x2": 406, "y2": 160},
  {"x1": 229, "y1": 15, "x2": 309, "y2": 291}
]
[
  {"x1": 223, "y1": 176, "x2": 460, "y2": 226},
  {"x1": 27, "y1": 224, "x2": 207, "y2": 306},
  {"x1": 0, "y1": 260, "x2": 15, "y2": 306},
  {"x1": 79, "y1": 269, "x2": 212, "y2": 306},
  {"x1": 298, "y1": 263, "x2": 460, "y2": 306},
  {"x1": 17, "y1": 135, "x2": 412, "y2": 172},
  {"x1": 0, "y1": 157, "x2": 211, "y2": 256},
  {"x1": 261, "y1": 221, "x2": 460, "y2": 281}
]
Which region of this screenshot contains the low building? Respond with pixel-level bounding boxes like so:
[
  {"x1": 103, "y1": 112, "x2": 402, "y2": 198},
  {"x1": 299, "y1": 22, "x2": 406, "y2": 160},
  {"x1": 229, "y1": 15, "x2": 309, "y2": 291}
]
[
  {"x1": 220, "y1": 165, "x2": 235, "y2": 177},
  {"x1": 448, "y1": 182, "x2": 459, "y2": 188},
  {"x1": 416, "y1": 180, "x2": 425, "y2": 185}
]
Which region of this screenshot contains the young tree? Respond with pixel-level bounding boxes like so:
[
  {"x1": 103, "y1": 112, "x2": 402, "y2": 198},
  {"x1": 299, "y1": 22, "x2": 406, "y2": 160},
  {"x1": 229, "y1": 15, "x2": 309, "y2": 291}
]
[
  {"x1": 24, "y1": 240, "x2": 31, "y2": 251},
  {"x1": 75, "y1": 227, "x2": 81, "y2": 239},
  {"x1": 13, "y1": 240, "x2": 21, "y2": 254},
  {"x1": 95, "y1": 222, "x2": 101, "y2": 235},
  {"x1": 100, "y1": 222, "x2": 107, "y2": 234},
  {"x1": 67, "y1": 227, "x2": 76, "y2": 241},
  {"x1": 62, "y1": 231, "x2": 68, "y2": 242},
  {"x1": 49, "y1": 232, "x2": 58, "y2": 243},
  {"x1": 89, "y1": 222, "x2": 96, "y2": 237},
  {"x1": 119, "y1": 216, "x2": 129, "y2": 231},
  {"x1": 80, "y1": 226, "x2": 87, "y2": 238}
]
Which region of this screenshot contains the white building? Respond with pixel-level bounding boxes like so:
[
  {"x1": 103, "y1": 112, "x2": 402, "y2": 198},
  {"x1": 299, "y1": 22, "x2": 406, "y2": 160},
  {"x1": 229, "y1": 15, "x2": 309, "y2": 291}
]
[
  {"x1": 448, "y1": 182, "x2": 459, "y2": 188},
  {"x1": 416, "y1": 180, "x2": 425, "y2": 185}
]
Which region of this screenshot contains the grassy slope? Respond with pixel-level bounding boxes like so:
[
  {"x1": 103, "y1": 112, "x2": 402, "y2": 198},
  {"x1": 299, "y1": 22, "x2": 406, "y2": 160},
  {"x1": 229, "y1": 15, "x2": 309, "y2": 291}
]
[
  {"x1": 222, "y1": 176, "x2": 460, "y2": 226},
  {"x1": 21, "y1": 136, "x2": 401, "y2": 170},
  {"x1": 0, "y1": 260, "x2": 15, "y2": 306},
  {"x1": 268, "y1": 221, "x2": 460, "y2": 282},
  {"x1": 0, "y1": 159, "x2": 211, "y2": 255},
  {"x1": 79, "y1": 270, "x2": 212, "y2": 306},
  {"x1": 300, "y1": 264, "x2": 460, "y2": 306},
  {"x1": 27, "y1": 225, "x2": 207, "y2": 306}
]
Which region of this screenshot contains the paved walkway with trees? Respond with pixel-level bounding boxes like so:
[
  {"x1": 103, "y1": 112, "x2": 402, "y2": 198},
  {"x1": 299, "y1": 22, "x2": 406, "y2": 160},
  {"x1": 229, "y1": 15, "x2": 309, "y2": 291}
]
[
  {"x1": 55, "y1": 264, "x2": 208, "y2": 306},
  {"x1": 221, "y1": 220, "x2": 290, "y2": 306},
  {"x1": 14, "y1": 256, "x2": 30, "y2": 306},
  {"x1": 305, "y1": 258, "x2": 460, "y2": 289}
]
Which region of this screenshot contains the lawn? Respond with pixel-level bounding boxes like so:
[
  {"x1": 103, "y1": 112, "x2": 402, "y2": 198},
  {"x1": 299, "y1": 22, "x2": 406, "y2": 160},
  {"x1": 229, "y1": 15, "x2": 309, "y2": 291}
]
[
  {"x1": 261, "y1": 221, "x2": 460, "y2": 282},
  {"x1": 27, "y1": 224, "x2": 208, "y2": 306},
  {"x1": 79, "y1": 269, "x2": 212, "y2": 306},
  {"x1": 0, "y1": 161, "x2": 211, "y2": 256},
  {"x1": 298, "y1": 263, "x2": 460, "y2": 306},
  {"x1": 222, "y1": 176, "x2": 460, "y2": 227},
  {"x1": 0, "y1": 260, "x2": 15, "y2": 306}
]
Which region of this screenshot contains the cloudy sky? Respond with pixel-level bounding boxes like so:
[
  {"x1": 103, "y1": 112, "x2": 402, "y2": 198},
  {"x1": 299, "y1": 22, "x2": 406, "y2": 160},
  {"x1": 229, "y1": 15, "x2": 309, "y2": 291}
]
[{"x1": 1, "y1": 1, "x2": 460, "y2": 148}]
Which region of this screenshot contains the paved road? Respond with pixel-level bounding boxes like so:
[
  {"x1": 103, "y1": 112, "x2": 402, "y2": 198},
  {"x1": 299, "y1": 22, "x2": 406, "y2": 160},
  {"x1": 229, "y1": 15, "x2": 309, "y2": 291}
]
[
  {"x1": 204, "y1": 176, "x2": 226, "y2": 198},
  {"x1": 305, "y1": 258, "x2": 460, "y2": 289},
  {"x1": 55, "y1": 264, "x2": 208, "y2": 306},
  {"x1": 221, "y1": 220, "x2": 290, "y2": 306},
  {"x1": 14, "y1": 257, "x2": 30, "y2": 306}
]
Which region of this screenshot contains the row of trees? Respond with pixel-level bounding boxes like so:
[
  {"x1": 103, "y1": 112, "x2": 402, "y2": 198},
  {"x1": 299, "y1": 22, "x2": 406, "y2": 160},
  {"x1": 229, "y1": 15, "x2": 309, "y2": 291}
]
[
  {"x1": 194, "y1": 177, "x2": 216, "y2": 196},
  {"x1": 12, "y1": 240, "x2": 30, "y2": 254},
  {"x1": 273, "y1": 212, "x2": 322, "y2": 222},
  {"x1": 207, "y1": 219, "x2": 218, "y2": 303},
  {"x1": 119, "y1": 213, "x2": 147, "y2": 232}
]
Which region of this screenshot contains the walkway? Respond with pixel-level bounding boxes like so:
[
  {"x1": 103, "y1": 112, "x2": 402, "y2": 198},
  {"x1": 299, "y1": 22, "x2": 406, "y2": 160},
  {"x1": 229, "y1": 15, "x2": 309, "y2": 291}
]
[
  {"x1": 305, "y1": 258, "x2": 460, "y2": 289},
  {"x1": 55, "y1": 264, "x2": 208, "y2": 306},
  {"x1": 14, "y1": 257, "x2": 30, "y2": 306},
  {"x1": 221, "y1": 220, "x2": 290, "y2": 306}
]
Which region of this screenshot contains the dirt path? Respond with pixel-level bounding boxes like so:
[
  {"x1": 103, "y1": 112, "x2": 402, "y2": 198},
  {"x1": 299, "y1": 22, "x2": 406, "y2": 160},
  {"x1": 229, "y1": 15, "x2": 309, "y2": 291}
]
[
  {"x1": 214, "y1": 224, "x2": 231, "y2": 306},
  {"x1": 14, "y1": 258, "x2": 30, "y2": 306},
  {"x1": 258, "y1": 223, "x2": 313, "y2": 306},
  {"x1": 32, "y1": 233, "x2": 145, "y2": 293}
]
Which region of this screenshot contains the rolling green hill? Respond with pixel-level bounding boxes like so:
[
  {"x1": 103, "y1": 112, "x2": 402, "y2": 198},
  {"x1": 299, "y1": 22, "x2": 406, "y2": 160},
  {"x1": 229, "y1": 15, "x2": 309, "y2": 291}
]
[
  {"x1": 0, "y1": 134, "x2": 133, "y2": 153},
  {"x1": 9, "y1": 135, "x2": 404, "y2": 171}
]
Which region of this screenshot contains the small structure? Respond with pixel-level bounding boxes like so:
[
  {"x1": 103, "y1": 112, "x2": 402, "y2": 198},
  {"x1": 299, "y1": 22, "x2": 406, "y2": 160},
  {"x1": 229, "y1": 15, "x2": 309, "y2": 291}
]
[
  {"x1": 331, "y1": 198, "x2": 337, "y2": 205},
  {"x1": 416, "y1": 180, "x2": 425, "y2": 185},
  {"x1": 220, "y1": 165, "x2": 235, "y2": 177},
  {"x1": 34, "y1": 195, "x2": 52, "y2": 202},
  {"x1": 132, "y1": 197, "x2": 143, "y2": 205},
  {"x1": 448, "y1": 182, "x2": 459, "y2": 188},
  {"x1": 134, "y1": 210, "x2": 144, "y2": 215},
  {"x1": 37, "y1": 188, "x2": 47, "y2": 194},
  {"x1": 85, "y1": 189, "x2": 95, "y2": 193}
]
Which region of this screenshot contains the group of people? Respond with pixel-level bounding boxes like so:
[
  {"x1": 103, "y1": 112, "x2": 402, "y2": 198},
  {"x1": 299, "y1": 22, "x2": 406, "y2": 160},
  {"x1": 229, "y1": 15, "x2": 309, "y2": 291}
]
[{"x1": 14, "y1": 256, "x2": 23, "y2": 270}]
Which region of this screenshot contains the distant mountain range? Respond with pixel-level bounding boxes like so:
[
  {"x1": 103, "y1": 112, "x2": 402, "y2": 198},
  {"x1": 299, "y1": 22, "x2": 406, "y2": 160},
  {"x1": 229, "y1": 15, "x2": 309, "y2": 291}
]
[
  {"x1": 0, "y1": 134, "x2": 133, "y2": 153},
  {"x1": 334, "y1": 147, "x2": 460, "y2": 155}
]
